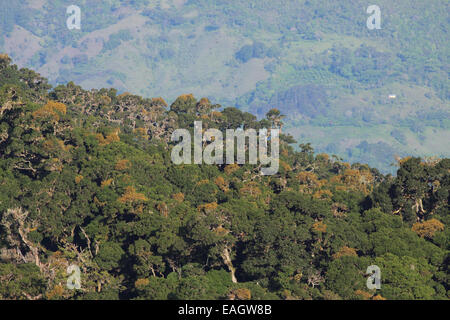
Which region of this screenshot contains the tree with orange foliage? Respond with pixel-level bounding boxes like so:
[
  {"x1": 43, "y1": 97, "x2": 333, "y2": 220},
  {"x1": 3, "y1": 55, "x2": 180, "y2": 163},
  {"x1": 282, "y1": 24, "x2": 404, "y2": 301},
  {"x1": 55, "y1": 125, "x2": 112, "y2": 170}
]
[
  {"x1": 214, "y1": 176, "x2": 229, "y2": 192},
  {"x1": 118, "y1": 186, "x2": 148, "y2": 204},
  {"x1": 333, "y1": 246, "x2": 357, "y2": 259},
  {"x1": 197, "y1": 202, "x2": 218, "y2": 214},
  {"x1": 96, "y1": 129, "x2": 120, "y2": 146},
  {"x1": 312, "y1": 221, "x2": 327, "y2": 233},
  {"x1": 240, "y1": 182, "x2": 261, "y2": 198},
  {"x1": 412, "y1": 219, "x2": 444, "y2": 238},
  {"x1": 134, "y1": 127, "x2": 149, "y2": 139},
  {"x1": 151, "y1": 97, "x2": 168, "y2": 107},
  {"x1": 75, "y1": 175, "x2": 83, "y2": 184},
  {"x1": 313, "y1": 189, "x2": 333, "y2": 200},
  {"x1": 229, "y1": 288, "x2": 251, "y2": 300},
  {"x1": 172, "y1": 192, "x2": 185, "y2": 203},
  {"x1": 115, "y1": 159, "x2": 131, "y2": 171},
  {"x1": 101, "y1": 179, "x2": 113, "y2": 187},
  {"x1": 32, "y1": 101, "x2": 67, "y2": 122},
  {"x1": 224, "y1": 164, "x2": 239, "y2": 175},
  {"x1": 355, "y1": 290, "x2": 372, "y2": 300}
]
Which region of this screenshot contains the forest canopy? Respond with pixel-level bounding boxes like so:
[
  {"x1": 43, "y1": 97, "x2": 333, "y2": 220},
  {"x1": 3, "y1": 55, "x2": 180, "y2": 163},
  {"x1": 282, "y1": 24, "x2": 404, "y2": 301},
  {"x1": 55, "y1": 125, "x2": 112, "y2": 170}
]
[{"x1": 0, "y1": 55, "x2": 448, "y2": 300}]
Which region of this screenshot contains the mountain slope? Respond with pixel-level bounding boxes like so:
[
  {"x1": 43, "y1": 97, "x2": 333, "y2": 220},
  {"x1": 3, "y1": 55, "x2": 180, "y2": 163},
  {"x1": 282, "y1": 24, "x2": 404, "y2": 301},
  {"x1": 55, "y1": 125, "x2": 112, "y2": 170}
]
[
  {"x1": 0, "y1": 55, "x2": 449, "y2": 300},
  {"x1": 1, "y1": 0, "x2": 448, "y2": 173}
]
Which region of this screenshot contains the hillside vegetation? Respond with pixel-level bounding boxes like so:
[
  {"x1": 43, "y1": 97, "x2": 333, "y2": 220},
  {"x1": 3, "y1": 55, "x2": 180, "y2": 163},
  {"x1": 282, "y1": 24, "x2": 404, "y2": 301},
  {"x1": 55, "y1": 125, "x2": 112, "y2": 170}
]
[
  {"x1": 1, "y1": 0, "x2": 448, "y2": 173},
  {"x1": 0, "y1": 56, "x2": 448, "y2": 300}
]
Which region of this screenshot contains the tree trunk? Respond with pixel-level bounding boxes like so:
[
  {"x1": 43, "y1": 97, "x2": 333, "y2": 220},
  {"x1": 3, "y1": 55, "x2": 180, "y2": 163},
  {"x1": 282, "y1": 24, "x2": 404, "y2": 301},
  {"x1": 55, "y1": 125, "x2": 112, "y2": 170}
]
[{"x1": 221, "y1": 246, "x2": 237, "y2": 283}]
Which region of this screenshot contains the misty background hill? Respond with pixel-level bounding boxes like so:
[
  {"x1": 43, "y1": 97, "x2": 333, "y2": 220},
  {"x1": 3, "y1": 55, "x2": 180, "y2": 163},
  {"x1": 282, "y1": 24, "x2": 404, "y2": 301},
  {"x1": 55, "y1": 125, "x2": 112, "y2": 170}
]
[{"x1": 1, "y1": 0, "x2": 449, "y2": 173}]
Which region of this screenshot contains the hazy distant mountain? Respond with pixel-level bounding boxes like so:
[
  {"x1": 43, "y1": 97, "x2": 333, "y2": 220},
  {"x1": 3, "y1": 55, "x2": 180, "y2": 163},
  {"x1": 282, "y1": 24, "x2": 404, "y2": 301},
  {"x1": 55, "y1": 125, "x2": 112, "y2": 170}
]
[{"x1": 1, "y1": 0, "x2": 448, "y2": 173}]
